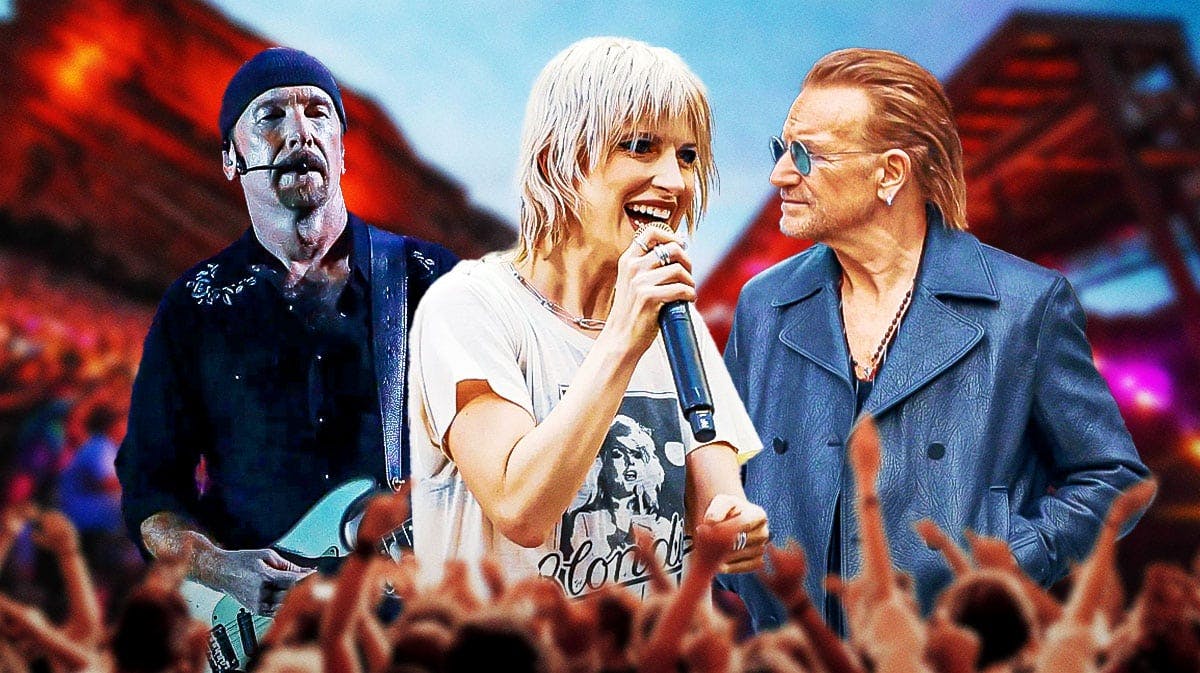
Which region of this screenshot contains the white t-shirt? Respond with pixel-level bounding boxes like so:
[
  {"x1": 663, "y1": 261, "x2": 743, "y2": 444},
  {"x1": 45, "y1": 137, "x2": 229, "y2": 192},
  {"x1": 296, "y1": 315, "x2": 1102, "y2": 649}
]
[{"x1": 409, "y1": 255, "x2": 762, "y2": 598}]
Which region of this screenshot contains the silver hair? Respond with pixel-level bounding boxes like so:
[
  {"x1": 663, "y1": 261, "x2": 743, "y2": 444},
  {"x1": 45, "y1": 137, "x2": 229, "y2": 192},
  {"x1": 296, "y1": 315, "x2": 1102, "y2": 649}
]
[{"x1": 514, "y1": 36, "x2": 717, "y2": 262}]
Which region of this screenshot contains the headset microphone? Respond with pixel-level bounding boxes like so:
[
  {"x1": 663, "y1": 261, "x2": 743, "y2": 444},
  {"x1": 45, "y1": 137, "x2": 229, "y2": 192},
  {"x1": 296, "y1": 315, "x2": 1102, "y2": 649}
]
[
  {"x1": 237, "y1": 157, "x2": 312, "y2": 175},
  {"x1": 228, "y1": 141, "x2": 313, "y2": 176}
]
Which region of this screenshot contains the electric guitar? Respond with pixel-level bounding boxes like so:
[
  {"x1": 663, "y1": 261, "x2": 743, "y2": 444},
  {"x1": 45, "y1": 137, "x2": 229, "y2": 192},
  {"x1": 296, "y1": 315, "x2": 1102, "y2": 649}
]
[{"x1": 179, "y1": 479, "x2": 411, "y2": 673}]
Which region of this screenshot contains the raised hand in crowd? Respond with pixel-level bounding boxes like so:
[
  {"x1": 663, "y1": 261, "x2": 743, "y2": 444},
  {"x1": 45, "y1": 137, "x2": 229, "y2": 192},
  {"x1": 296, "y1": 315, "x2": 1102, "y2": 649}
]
[
  {"x1": 1035, "y1": 478, "x2": 1156, "y2": 673},
  {"x1": 0, "y1": 591, "x2": 96, "y2": 672},
  {"x1": 109, "y1": 543, "x2": 208, "y2": 673},
  {"x1": 1100, "y1": 562, "x2": 1200, "y2": 673},
  {"x1": 322, "y1": 488, "x2": 412, "y2": 673},
  {"x1": 963, "y1": 529, "x2": 1063, "y2": 629},
  {"x1": 32, "y1": 511, "x2": 103, "y2": 647},
  {"x1": 0, "y1": 509, "x2": 106, "y2": 673},
  {"x1": 758, "y1": 542, "x2": 862, "y2": 673},
  {"x1": 836, "y1": 416, "x2": 929, "y2": 673},
  {"x1": 917, "y1": 520, "x2": 1040, "y2": 669},
  {"x1": 638, "y1": 520, "x2": 740, "y2": 673}
]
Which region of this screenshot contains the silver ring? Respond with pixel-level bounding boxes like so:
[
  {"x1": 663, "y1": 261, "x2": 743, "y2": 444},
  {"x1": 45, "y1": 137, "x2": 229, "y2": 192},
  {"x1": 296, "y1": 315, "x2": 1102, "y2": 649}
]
[
  {"x1": 733, "y1": 530, "x2": 748, "y2": 552},
  {"x1": 653, "y1": 246, "x2": 671, "y2": 268}
]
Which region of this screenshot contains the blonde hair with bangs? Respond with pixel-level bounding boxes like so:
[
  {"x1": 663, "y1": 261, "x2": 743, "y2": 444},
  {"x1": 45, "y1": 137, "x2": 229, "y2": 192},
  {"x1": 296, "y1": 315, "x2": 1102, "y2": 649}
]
[
  {"x1": 804, "y1": 48, "x2": 968, "y2": 230},
  {"x1": 515, "y1": 37, "x2": 717, "y2": 261}
]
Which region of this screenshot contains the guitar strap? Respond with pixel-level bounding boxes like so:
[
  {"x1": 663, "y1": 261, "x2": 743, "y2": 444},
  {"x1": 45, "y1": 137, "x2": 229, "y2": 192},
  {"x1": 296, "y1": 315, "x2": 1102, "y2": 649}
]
[{"x1": 368, "y1": 226, "x2": 410, "y2": 490}]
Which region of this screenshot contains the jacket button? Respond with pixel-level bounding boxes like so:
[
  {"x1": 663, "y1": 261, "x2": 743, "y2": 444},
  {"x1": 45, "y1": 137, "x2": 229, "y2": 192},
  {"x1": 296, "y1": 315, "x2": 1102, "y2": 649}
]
[
  {"x1": 927, "y1": 442, "x2": 946, "y2": 460},
  {"x1": 772, "y1": 437, "x2": 788, "y2": 454}
]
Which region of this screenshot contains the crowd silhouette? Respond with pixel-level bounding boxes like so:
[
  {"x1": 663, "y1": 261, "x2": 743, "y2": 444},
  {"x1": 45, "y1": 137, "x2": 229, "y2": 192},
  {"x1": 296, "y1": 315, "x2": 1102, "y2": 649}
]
[
  {"x1": 0, "y1": 253, "x2": 149, "y2": 615},
  {"x1": 0, "y1": 417, "x2": 1189, "y2": 673}
]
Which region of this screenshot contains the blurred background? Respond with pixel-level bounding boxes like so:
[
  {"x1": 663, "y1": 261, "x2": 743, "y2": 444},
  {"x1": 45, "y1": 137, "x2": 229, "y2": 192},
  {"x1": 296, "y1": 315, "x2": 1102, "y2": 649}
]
[{"x1": 0, "y1": 0, "x2": 1197, "y2": 616}]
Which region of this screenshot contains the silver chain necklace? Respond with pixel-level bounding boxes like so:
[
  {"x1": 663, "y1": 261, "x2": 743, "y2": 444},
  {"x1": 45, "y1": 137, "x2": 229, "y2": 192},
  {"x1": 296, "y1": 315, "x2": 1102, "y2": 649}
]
[{"x1": 505, "y1": 262, "x2": 606, "y2": 331}]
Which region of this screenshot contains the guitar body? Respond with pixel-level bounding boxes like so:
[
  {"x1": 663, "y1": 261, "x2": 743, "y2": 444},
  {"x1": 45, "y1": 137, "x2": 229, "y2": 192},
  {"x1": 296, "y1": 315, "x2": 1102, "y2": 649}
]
[{"x1": 180, "y1": 478, "x2": 378, "y2": 672}]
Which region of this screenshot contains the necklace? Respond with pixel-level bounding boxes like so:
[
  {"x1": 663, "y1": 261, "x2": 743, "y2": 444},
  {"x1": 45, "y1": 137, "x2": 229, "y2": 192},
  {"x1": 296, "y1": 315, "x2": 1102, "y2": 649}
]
[
  {"x1": 848, "y1": 283, "x2": 914, "y2": 382},
  {"x1": 505, "y1": 262, "x2": 606, "y2": 331}
]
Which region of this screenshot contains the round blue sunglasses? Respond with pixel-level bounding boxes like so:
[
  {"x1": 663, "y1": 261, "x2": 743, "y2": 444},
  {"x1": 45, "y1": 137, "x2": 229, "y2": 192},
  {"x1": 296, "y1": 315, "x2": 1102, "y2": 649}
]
[{"x1": 770, "y1": 136, "x2": 879, "y2": 175}]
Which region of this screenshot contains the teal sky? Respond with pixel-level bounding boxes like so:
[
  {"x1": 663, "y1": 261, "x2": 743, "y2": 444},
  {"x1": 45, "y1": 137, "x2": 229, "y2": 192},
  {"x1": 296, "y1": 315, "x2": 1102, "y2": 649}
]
[{"x1": 8, "y1": 1, "x2": 1200, "y2": 281}]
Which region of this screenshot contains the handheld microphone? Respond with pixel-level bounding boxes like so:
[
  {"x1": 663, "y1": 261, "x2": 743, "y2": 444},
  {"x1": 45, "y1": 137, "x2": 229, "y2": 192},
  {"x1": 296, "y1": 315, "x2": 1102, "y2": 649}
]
[
  {"x1": 659, "y1": 300, "x2": 715, "y2": 442},
  {"x1": 636, "y1": 222, "x2": 715, "y2": 442}
]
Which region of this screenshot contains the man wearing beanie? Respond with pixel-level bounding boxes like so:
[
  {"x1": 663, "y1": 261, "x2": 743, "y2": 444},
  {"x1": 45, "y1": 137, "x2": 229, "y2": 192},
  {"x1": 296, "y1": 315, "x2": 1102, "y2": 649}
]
[{"x1": 116, "y1": 47, "x2": 457, "y2": 618}]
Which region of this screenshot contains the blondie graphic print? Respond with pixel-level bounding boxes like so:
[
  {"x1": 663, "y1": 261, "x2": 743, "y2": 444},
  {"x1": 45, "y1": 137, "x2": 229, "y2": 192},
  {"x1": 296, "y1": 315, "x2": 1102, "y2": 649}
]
[
  {"x1": 536, "y1": 392, "x2": 688, "y2": 597},
  {"x1": 409, "y1": 259, "x2": 763, "y2": 599}
]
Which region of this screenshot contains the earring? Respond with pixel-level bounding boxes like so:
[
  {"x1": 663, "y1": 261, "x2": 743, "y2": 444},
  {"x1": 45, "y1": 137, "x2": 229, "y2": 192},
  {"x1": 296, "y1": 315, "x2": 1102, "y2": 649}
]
[{"x1": 885, "y1": 193, "x2": 895, "y2": 207}]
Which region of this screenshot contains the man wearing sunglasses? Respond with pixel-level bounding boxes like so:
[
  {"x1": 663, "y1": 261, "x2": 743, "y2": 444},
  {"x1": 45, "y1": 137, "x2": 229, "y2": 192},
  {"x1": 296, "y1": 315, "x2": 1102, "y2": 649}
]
[{"x1": 719, "y1": 48, "x2": 1148, "y2": 633}]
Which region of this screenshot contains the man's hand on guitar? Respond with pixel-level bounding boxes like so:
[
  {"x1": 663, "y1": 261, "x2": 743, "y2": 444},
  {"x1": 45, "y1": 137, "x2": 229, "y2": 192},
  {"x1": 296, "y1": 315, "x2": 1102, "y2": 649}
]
[
  {"x1": 142, "y1": 511, "x2": 314, "y2": 616},
  {"x1": 208, "y1": 548, "x2": 311, "y2": 616}
]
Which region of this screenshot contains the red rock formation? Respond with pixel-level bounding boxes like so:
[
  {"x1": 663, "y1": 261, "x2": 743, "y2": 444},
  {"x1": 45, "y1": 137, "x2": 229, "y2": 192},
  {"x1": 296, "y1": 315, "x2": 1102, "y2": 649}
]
[{"x1": 0, "y1": 0, "x2": 513, "y2": 296}]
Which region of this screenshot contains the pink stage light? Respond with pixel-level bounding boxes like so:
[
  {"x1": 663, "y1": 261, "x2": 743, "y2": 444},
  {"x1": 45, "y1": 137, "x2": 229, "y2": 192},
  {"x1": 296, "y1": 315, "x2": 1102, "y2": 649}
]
[
  {"x1": 741, "y1": 258, "x2": 772, "y2": 277},
  {"x1": 1099, "y1": 359, "x2": 1173, "y2": 413}
]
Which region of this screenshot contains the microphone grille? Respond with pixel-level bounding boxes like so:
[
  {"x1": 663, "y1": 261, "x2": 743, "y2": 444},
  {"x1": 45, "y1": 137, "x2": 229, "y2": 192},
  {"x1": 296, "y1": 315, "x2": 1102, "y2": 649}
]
[{"x1": 634, "y1": 221, "x2": 674, "y2": 239}]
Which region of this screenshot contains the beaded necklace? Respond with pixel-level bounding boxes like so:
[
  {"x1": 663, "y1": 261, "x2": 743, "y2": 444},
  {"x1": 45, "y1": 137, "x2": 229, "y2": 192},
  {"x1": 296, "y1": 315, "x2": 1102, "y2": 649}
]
[{"x1": 848, "y1": 283, "x2": 914, "y2": 382}]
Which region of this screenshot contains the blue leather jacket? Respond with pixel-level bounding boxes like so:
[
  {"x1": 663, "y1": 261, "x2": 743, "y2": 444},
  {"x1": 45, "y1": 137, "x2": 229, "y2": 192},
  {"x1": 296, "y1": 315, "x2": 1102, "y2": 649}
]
[{"x1": 719, "y1": 215, "x2": 1149, "y2": 630}]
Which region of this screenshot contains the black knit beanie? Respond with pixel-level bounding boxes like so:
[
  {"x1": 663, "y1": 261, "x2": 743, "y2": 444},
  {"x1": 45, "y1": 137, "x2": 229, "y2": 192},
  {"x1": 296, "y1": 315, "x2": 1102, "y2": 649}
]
[{"x1": 218, "y1": 47, "x2": 347, "y2": 143}]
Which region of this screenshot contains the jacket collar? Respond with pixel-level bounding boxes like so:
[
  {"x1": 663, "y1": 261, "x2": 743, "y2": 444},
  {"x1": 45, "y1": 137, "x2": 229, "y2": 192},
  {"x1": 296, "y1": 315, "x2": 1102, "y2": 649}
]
[
  {"x1": 772, "y1": 205, "x2": 998, "y2": 412},
  {"x1": 770, "y1": 204, "x2": 999, "y2": 307},
  {"x1": 917, "y1": 205, "x2": 998, "y2": 302}
]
